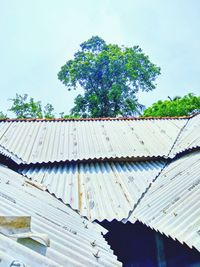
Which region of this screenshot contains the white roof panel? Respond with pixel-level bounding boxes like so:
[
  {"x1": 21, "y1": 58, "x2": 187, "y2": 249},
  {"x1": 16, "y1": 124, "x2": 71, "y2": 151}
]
[
  {"x1": 170, "y1": 114, "x2": 200, "y2": 157},
  {"x1": 0, "y1": 165, "x2": 122, "y2": 267},
  {"x1": 0, "y1": 118, "x2": 186, "y2": 164},
  {"x1": 130, "y1": 151, "x2": 200, "y2": 252},
  {"x1": 21, "y1": 160, "x2": 165, "y2": 221}
]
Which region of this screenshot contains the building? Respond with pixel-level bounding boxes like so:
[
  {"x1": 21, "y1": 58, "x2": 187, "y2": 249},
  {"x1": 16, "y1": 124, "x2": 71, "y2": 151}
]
[{"x1": 0, "y1": 113, "x2": 199, "y2": 266}]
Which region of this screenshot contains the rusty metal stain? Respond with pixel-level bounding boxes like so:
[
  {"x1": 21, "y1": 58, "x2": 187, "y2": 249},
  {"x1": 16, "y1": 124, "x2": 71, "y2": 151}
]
[
  {"x1": 0, "y1": 216, "x2": 50, "y2": 247},
  {"x1": 0, "y1": 216, "x2": 30, "y2": 233},
  {"x1": 25, "y1": 180, "x2": 46, "y2": 191}
]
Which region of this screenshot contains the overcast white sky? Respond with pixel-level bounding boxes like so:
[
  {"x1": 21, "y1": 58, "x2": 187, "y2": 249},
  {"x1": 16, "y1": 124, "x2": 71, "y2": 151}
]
[{"x1": 0, "y1": 0, "x2": 200, "y2": 117}]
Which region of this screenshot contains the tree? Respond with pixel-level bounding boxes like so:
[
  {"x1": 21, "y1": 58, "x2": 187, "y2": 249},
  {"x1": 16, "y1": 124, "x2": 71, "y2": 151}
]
[
  {"x1": 58, "y1": 36, "x2": 161, "y2": 117},
  {"x1": 0, "y1": 111, "x2": 8, "y2": 119},
  {"x1": 9, "y1": 94, "x2": 43, "y2": 118},
  {"x1": 143, "y1": 93, "x2": 200, "y2": 117},
  {"x1": 2, "y1": 93, "x2": 76, "y2": 119},
  {"x1": 59, "y1": 112, "x2": 80, "y2": 119},
  {"x1": 43, "y1": 103, "x2": 55, "y2": 119},
  {"x1": 9, "y1": 94, "x2": 55, "y2": 119}
]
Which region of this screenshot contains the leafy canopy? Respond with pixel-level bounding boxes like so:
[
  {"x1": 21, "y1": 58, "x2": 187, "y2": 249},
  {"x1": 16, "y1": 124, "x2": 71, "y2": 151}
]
[
  {"x1": 9, "y1": 94, "x2": 55, "y2": 119},
  {"x1": 58, "y1": 36, "x2": 161, "y2": 117},
  {"x1": 0, "y1": 94, "x2": 78, "y2": 119},
  {"x1": 143, "y1": 93, "x2": 200, "y2": 117}
]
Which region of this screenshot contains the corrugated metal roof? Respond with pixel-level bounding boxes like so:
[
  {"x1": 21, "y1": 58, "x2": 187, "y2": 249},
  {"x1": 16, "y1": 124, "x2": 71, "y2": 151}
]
[
  {"x1": 0, "y1": 233, "x2": 61, "y2": 267},
  {"x1": 170, "y1": 114, "x2": 200, "y2": 157},
  {"x1": 21, "y1": 160, "x2": 165, "y2": 222},
  {"x1": 0, "y1": 118, "x2": 186, "y2": 164},
  {"x1": 0, "y1": 164, "x2": 122, "y2": 266},
  {"x1": 0, "y1": 145, "x2": 24, "y2": 164},
  {"x1": 129, "y1": 151, "x2": 200, "y2": 252}
]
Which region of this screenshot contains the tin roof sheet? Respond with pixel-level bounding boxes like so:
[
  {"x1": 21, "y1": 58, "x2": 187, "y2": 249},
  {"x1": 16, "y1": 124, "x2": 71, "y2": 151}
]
[
  {"x1": 170, "y1": 114, "x2": 200, "y2": 157},
  {"x1": 21, "y1": 160, "x2": 165, "y2": 222},
  {"x1": 129, "y1": 151, "x2": 200, "y2": 252},
  {"x1": 0, "y1": 164, "x2": 121, "y2": 266},
  {"x1": 0, "y1": 118, "x2": 186, "y2": 164}
]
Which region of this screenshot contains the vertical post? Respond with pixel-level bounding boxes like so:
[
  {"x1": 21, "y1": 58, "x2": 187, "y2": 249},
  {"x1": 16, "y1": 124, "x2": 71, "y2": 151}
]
[{"x1": 155, "y1": 232, "x2": 167, "y2": 267}]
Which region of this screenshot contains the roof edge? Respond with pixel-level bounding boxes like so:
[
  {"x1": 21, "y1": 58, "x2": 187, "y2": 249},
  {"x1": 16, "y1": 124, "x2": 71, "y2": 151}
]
[
  {"x1": 19, "y1": 155, "x2": 166, "y2": 167},
  {"x1": 0, "y1": 113, "x2": 198, "y2": 122},
  {"x1": 0, "y1": 145, "x2": 24, "y2": 164}
]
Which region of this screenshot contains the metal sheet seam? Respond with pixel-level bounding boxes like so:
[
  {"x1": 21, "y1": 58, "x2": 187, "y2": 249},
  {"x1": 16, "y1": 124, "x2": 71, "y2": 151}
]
[
  {"x1": 167, "y1": 117, "x2": 190, "y2": 159},
  {"x1": 129, "y1": 151, "x2": 200, "y2": 252},
  {"x1": 124, "y1": 160, "x2": 169, "y2": 223},
  {"x1": 126, "y1": 148, "x2": 198, "y2": 223},
  {"x1": 169, "y1": 114, "x2": 200, "y2": 158},
  {"x1": 109, "y1": 162, "x2": 132, "y2": 206}
]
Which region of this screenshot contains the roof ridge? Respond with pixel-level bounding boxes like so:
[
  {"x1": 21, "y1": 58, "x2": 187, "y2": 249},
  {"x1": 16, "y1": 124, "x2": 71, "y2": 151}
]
[
  {"x1": 166, "y1": 116, "x2": 191, "y2": 158},
  {"x1": 0, "y1": 114, "x2": 196, "y2": 122}
]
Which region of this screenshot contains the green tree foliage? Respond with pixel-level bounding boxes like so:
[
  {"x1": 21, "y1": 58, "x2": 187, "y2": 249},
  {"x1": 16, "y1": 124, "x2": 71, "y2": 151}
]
[
  {"x1": 59, "y1": 112, "x2": 80, "y2": 119},
  {"x1": 9, "y1": 94, "x2": 55, "y2": 119},
  {"x1": 143, "y1": 93, "x2": 200, "y2": 117},
  {"x1": 43, "y1": 103, "x2": 55, "y2": 119},
  {"x1": 9, "y1": 94, "x2": 43, "y2": 118},
  {"x1": 1, "y1": 94, "x2": 76, "y2": 119},
  {"x1": 58, "y1": 36, "x2": 161, "y2": 117},
  {"x1": 0, "y1": 111, "x2": 8, "y2": 119}
]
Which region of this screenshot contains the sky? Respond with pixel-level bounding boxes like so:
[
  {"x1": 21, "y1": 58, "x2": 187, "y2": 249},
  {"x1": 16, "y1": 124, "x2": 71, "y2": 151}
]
[{"x1": 0, "y1": 0, "x2": 200, "y2": 117}]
